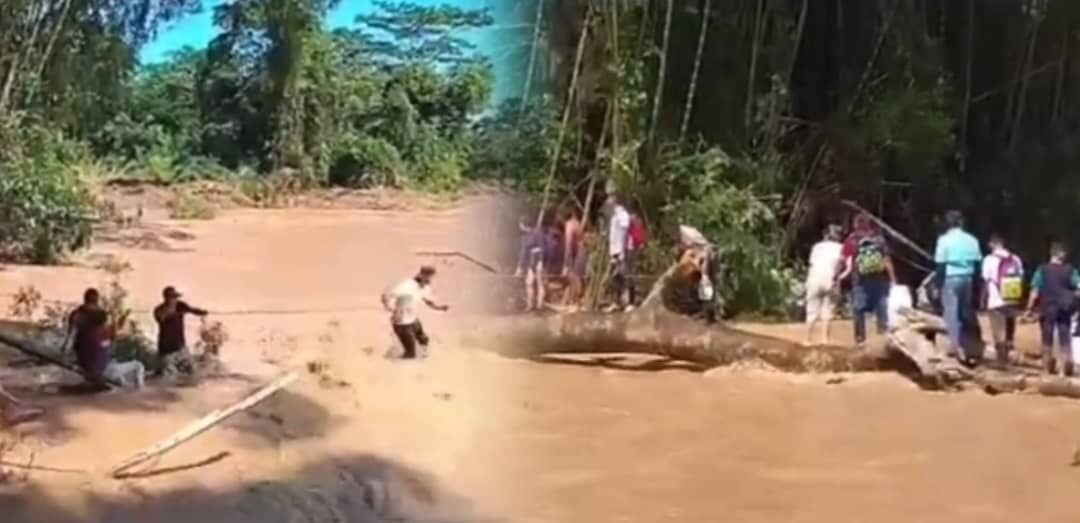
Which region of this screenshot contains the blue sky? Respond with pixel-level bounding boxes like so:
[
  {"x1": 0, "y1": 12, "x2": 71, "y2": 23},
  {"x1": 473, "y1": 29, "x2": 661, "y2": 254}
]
[{"x1": 140, "y1": 0, "x2": 532, "y2": 102}]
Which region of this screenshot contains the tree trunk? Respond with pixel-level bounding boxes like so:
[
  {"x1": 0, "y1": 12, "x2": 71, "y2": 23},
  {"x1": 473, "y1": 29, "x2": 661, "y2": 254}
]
[
  {"x1": 1009, "y1": 14, "x2": 1041, "y2": 151},
  {"x1": 959, "y1": 0, "x2": 974, "y2": 147},
  {"x1": 469, "y1": 308, "x2": 893, "y2": 373},
  {"x1": 519, "y1": 0, "x2": 546, "y2": 118},
  {"x1": 679, "y1": 0, "x2": 711, "y2": 142},
  {"x1": 744, "y1": 0, "x2": 766, "y2": 133},
  {"x1": 536, "y1": 5, "x2": 591, "y2": 228},
  {"x1": 1052, "y1": 25, "x2": 1069, "y2": 125},
  {"x1": 647, "y1": 0, "x2": 674, "y2": 149}
]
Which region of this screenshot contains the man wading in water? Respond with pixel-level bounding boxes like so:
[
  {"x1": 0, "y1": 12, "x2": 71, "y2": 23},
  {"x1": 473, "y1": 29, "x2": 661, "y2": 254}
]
[
  {"x1": 153, "y1": 286, "x2": 208, "y2": 376},
  {"x1": 382, "y1": 266, "x2": 449, "y2": 360}
]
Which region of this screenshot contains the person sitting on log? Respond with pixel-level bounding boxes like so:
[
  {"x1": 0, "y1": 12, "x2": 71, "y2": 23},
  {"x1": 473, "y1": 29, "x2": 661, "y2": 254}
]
[
  {"x1": 664, "y1": 217, "x2": 721, "y2": 321},
  {"x1": 62, "y1": 288, "x2": 112, "y2": 392}
]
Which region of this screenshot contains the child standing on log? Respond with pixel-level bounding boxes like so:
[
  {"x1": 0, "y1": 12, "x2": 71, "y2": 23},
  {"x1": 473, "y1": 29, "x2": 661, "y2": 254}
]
[
  {"x1": 382, "y1": 266, "x2": 449, "y2": 359},
  {"x1": 1025, "y1": 242, "x2": 1080, "y2": 376},
  {"x1": 514, "y1": 217, "x2": 549, "y2": 312}
]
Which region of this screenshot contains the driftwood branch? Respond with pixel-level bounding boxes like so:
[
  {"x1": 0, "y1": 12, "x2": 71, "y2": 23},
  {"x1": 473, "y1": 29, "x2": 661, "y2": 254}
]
[
  {"x1": 109, "y1": 372, "x2": 299, "y2": 478},
  {"x1": 0, "y1": 323, "x2": 122, "y2": 388}
]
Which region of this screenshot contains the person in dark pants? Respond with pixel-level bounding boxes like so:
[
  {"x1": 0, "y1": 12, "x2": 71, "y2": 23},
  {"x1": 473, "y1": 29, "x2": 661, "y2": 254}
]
[
  {"x1": 1025, "y1": 242, "x2": 1080, "y2": 376},
  {"x1": 63, "y1": 288, "x2": 112, "y2": 390},
  {"x1": 381, "y1": 266, "x2": 450, "y2": 359},
  {"x1": 153, "y1": 286, "x2": 208, "y2": 376},
  {"x1": 838, "y1": 214, "x2": 896, "y2": 348}
]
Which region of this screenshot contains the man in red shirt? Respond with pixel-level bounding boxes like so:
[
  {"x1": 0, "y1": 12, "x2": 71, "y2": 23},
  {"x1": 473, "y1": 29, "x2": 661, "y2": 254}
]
[{"x1": 837, "y1": 214, "x2": 896, "y2": 347}]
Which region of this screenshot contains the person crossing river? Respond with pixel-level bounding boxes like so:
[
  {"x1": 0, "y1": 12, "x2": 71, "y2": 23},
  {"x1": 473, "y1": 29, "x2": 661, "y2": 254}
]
[{"x1": 838, "y1": 213, "x2": 896, "y2": 348}]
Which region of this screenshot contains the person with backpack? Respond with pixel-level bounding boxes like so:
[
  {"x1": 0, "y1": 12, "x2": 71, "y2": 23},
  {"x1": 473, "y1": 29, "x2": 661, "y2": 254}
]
[
  {"x1": 933, "y1": 210, "x2": 983, "y2": 365},
  {"x1": 1025, "y1": 241, "x2": 1080, "y2": 376},
  {"x1": 981, "y1": 234, "x2": 1024, "y2": 365},
  {"x1": 838, "y1": 213, "x2": 896, "y2": 348}
]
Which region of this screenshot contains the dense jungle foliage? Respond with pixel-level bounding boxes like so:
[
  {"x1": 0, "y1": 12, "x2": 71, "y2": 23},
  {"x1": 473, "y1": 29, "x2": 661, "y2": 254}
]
[
  {"x1": 513, "y1": 0, "x2": 1080, "y2": 316},
  {"x1": 0, "y1": 0, "x2": 518, "y2": 263}
]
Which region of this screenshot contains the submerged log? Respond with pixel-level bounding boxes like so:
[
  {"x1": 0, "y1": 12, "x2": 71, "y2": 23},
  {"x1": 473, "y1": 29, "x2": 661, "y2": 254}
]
[{"x1": 470, "y1": 307, "x2": 901, "y2": 373}]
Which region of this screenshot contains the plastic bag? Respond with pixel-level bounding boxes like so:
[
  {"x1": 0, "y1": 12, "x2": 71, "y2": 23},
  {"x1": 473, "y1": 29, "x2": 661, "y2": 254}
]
[
  {"x1": 887, "y1": 284, "x2": 913, "y2": 329},
  {"x1": 698, "y1": 275, "x2": 714, "y2": 301}
]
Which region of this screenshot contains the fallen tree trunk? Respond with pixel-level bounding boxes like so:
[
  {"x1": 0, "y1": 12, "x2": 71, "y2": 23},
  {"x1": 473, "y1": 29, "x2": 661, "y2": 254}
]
[
  {"x1": 0, "y1": 319, "x2": 122, "y2": 388},
  {"x1": 469, "y1": 307, "x2": 902, "y2": 373}
]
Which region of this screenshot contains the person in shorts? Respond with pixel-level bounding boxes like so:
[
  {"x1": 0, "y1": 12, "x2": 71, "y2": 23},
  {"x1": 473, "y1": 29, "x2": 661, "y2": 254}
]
[
  {"x1": 515, "y1": 217, "x2": 549, "y2": 312},
  {"x1": 981, "y1": 234, "x2": 1024, "y2": 365},
  {"x1": 382, "y1": 266, "x2": 449, "y2": 359},
  {"x1": 804, "y1": 225, "x2": 844, "y2": 346}
]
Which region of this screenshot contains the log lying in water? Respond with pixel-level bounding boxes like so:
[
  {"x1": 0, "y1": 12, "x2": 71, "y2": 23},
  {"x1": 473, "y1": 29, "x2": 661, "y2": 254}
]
[
  {"x1": 470, "y1": 307, "x2": 902, "y2": 373},
  {"x1": 886, "y1": 308, "x2": 1080, "y2": 398}
]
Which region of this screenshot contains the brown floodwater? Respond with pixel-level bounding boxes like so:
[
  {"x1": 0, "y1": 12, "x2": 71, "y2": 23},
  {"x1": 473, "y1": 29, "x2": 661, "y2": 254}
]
[{"x1": 472, "y1": 321, "x2": 1080, "y2": 523}]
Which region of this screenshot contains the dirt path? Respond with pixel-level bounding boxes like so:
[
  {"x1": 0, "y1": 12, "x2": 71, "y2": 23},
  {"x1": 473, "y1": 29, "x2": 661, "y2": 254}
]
[{"x1": 3, "y1": 192, "x2": 1080, "y2": 522}]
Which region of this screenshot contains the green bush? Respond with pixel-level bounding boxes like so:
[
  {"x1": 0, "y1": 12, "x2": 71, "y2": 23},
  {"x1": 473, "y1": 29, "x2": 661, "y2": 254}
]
[
  {"x1": 170, "y1": 190, "x2": 216, "y2": 219},
  {"x1": 0, "y1": 123, "x2": 95, "y2": 264}
]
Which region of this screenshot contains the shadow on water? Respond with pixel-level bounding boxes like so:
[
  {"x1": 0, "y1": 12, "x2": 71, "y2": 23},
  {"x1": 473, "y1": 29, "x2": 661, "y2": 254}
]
[
  {"x1": 529, "y1": 354, "x2": 708, "y2": 373},
  {"x1": 0, "y1": 452, "x2": 504, "y2": 523}
]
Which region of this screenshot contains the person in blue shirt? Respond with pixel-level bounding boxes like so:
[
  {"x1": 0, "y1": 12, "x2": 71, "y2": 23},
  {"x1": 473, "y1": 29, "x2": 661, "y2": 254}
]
[
  {"x1": 933, "y1": 210, "x2": 982, "y2": 364},
  {"x1": 1024, "y1": 241, "x2": 1080, "y2": 376}
]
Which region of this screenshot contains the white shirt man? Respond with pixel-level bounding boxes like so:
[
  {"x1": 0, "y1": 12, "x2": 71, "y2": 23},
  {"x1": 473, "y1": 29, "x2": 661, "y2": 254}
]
[
  {"x1": 381, "y1": 267, "x2": 448, "y2": 359},
  {"x1": 981, "y1": 236, "x2": 1023, "y2": 363},
  {"x1": 608, "y1": 203, "x2": 631, "y2": 259},
  {"x1": 804, "y1": 226, "x2": 844, "y2": 345}
]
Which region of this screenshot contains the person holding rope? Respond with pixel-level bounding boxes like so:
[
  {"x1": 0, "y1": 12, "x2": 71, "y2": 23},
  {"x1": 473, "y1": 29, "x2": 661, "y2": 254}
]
[
  {"x1": 153, "y1": 286, "x2": 208, "y2": 376},
  {"x1": 804, "y1": 224, "x2": 844, "y2": 346},
  {"x1": 382, "y1": 266, "x2": 449, "y2": 360}
]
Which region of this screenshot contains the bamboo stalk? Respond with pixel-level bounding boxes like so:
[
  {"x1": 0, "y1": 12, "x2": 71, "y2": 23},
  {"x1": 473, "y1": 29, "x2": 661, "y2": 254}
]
[
  {"x1": 535, "y1": 6, "x2": 592, "y2": 229},
  {"x1": 959, "y1": 0, "x2": 974, "y2": 147},
  {"x1": 744, "y1": 0, "x2": 766, "y2": 131},
  {"x1": 519, "y1": 0, "x2": 545, "y2": 119},
  {"x1": 648, "y1": 0, "x2": 674, "y2": 148},
  {"x1": 110, "y1": 372, "x2": 299, "y2": 477},
  {"x1": 679, "y1": 0, "x2": 711, "y2": 142}
]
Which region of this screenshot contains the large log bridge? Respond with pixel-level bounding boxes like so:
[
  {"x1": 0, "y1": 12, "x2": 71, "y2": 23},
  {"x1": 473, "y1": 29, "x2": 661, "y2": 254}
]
[{"x1": 467, "y1": 303, "x2": 1080, "y2": 400}]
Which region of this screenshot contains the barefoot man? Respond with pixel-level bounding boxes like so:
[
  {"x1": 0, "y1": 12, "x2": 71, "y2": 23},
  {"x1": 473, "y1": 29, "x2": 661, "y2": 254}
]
[
  {"x1": 514, "y1": 217, "x2": 549, "y2": 312},
  {"x1": 560, "y1": 206, "x2": 587, "y2": 309},
  {"x1": 382, "y1": 266, "x2": 449, "y2": 359}
]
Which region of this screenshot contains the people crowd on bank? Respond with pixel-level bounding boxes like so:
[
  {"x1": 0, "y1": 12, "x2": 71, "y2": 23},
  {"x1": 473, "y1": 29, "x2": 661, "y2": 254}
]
[{"x1": 804, "y1": 208, "x2": 1080, "y2": 376}]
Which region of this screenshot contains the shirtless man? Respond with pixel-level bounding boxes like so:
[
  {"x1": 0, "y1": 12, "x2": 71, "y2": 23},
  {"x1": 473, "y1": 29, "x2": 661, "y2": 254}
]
[
  {"x1": 381, "y1": 266, "x2": 450, "y2": 359},
  {"x1": 560, "y1": 206, "x2": 587, "y2": 309}
]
